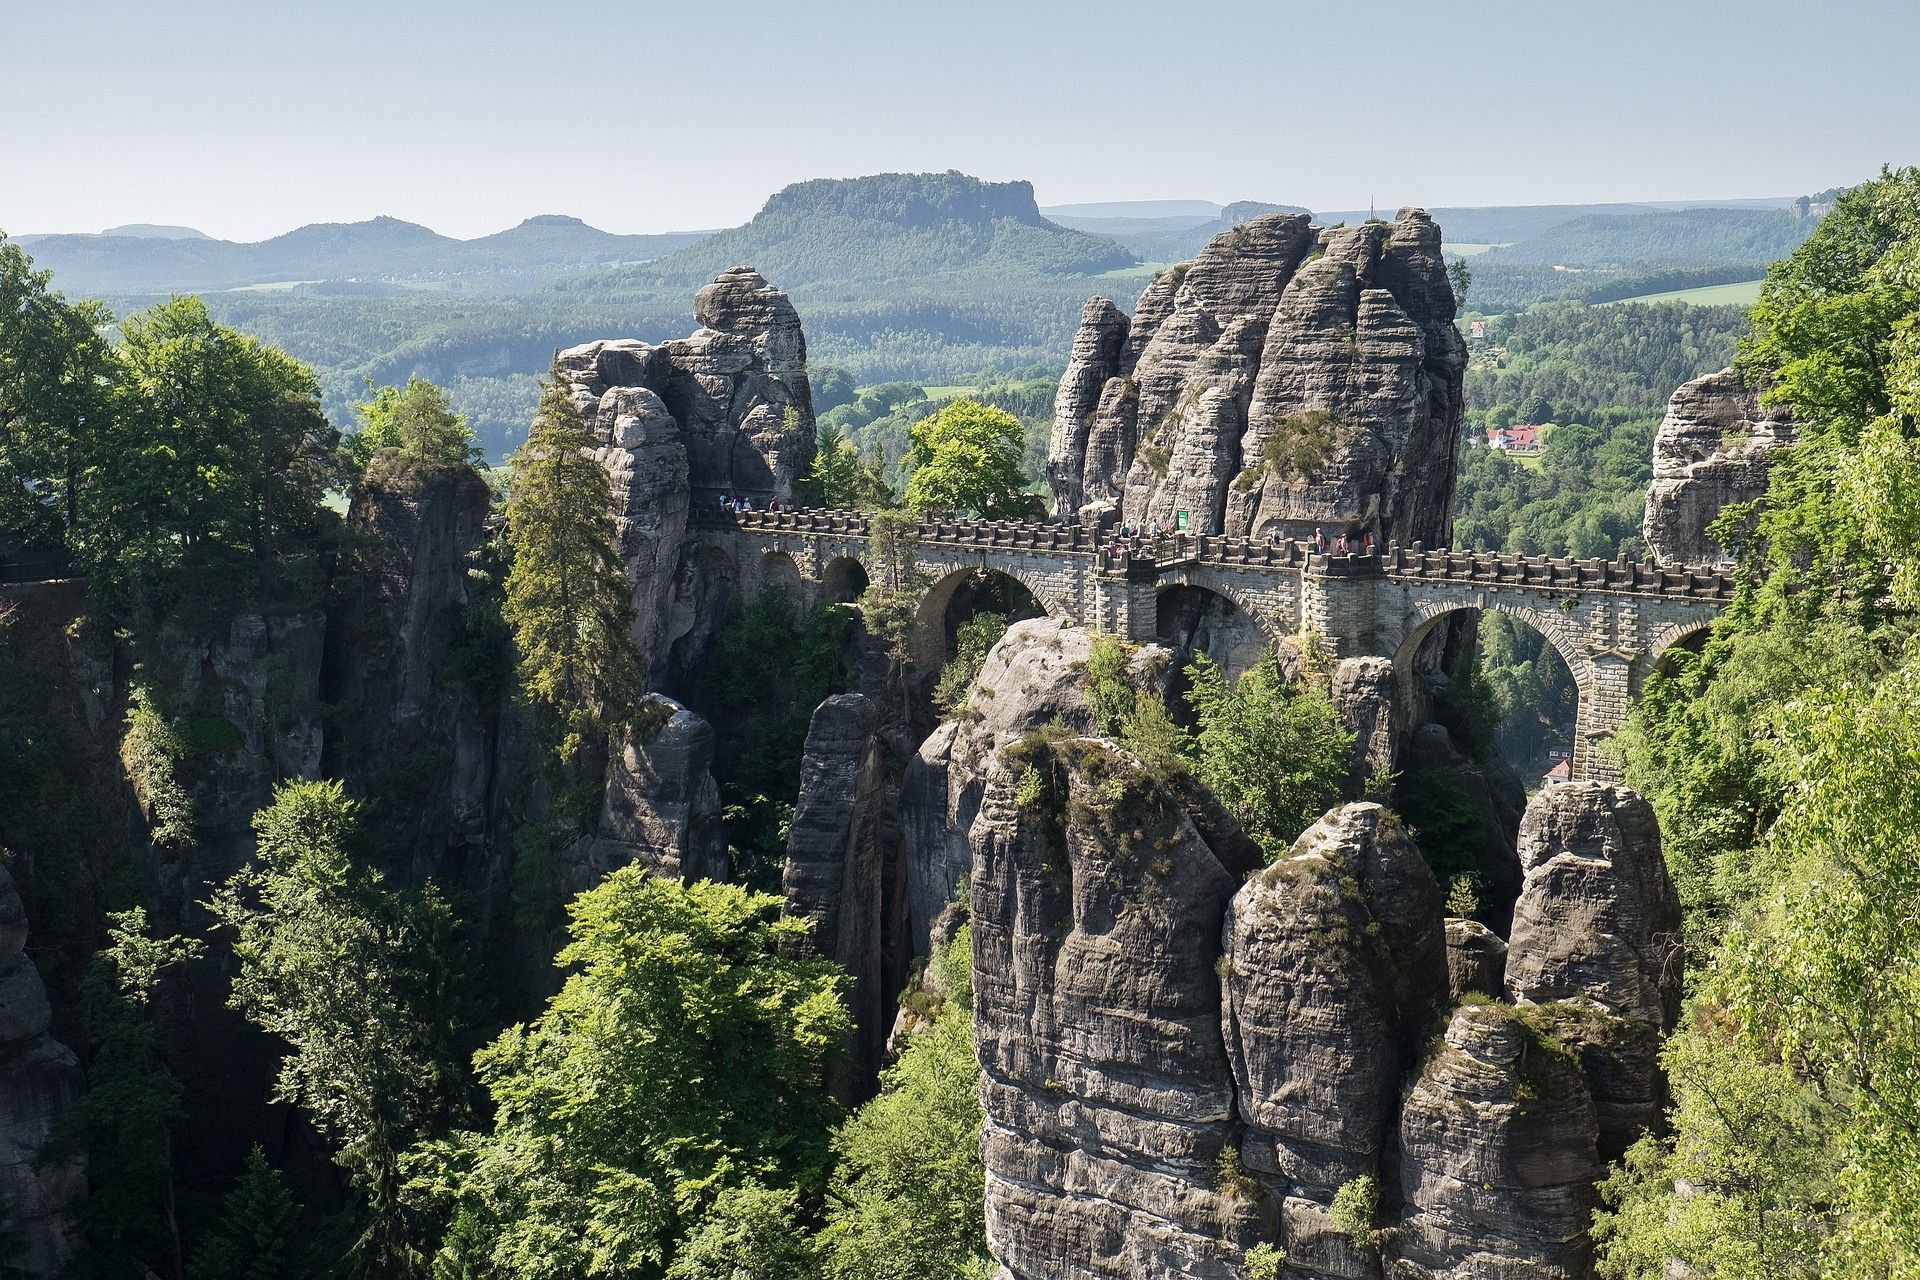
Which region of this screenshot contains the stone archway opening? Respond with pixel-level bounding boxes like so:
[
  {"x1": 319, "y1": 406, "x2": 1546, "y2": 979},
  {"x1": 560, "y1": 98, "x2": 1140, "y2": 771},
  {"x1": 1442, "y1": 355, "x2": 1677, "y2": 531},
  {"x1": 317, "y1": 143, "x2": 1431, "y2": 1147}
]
[
  {"x1": 821, "y1": 556, "x2": 869, "y2": 605},
  {"x1": 1390, "y1": 604, "x2": 1586, "y2": 933},
  {"x1": 1153, "y1": 583, "x2": 1273, "y2": 685},
  {"x1": 1650, "y1": 624, "x2": 1713, "y2": 681},
  {"x1": 758, "y1": 550, "x2": 804, "y2": 602},
  {"x1": 909, "y1": 567, "x2": 1045, "y2": 694}
]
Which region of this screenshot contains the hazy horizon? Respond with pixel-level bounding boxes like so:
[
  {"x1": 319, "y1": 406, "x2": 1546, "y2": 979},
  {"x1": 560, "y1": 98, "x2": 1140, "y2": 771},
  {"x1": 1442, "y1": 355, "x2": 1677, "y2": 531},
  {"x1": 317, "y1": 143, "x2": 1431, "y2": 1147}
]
[{"x1": 6, "y1": 0, "x2": 1915, "y2": 242}]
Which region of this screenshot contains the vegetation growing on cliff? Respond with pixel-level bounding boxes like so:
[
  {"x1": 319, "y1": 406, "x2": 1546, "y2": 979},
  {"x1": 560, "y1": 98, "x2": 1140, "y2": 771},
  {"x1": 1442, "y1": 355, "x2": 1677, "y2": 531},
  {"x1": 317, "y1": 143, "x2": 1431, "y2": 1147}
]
[
  {"x1": 1595, "y1": 166, "x2": 1920, "y2": 1277},
  {"x1": 210, "y1": 781, "x2": 467, "y2": 1275},
  {"x1": 501, "y1": 366, "x2": 638, "y2": 768},
  {"x1": 821, "y1": 926, "x2": 989, "y2": 1279}
]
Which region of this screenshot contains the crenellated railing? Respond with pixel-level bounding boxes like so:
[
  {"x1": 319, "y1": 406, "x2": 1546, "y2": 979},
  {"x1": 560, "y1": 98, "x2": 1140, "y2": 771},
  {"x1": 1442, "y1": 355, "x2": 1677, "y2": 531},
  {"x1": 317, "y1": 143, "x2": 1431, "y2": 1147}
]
[{"x1": 690, "y1": 509, "x2": 1739, "y2": 602}]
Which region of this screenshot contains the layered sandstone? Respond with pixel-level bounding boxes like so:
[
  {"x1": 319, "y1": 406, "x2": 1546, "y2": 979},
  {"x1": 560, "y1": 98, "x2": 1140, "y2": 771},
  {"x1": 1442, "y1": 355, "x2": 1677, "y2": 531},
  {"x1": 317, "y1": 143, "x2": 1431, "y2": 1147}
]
[
  {"x1": 1642, "y1": 367, "x2": 1794, "y2": 565},
  {"x1": 1506, "y1": 782, "x2": 1683, "y2": 1159},
  {"x1": 1048, "y1": 210, "x2": 1466, "y2": 547},
  {"x1": 0, "y1": 865, "x2": 81, "y2": 1278}
]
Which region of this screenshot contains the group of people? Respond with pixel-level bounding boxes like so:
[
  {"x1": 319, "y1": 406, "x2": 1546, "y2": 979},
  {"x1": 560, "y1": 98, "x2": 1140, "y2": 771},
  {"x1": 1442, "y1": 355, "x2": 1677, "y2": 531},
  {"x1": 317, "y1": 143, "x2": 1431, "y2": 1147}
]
[
  {"x1": 1311, "y1": 526, "x2": 1375, "y2": 555},
  {"x1": 717, "y1": 494, "x2": 784, "y2": 513}
]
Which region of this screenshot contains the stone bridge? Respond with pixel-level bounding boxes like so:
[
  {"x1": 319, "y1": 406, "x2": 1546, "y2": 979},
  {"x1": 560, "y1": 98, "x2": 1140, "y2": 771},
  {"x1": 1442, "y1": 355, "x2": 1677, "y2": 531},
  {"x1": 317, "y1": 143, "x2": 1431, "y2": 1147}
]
[{"x1": 690, "y1": 509, "x2": 1735, "y2": 781}]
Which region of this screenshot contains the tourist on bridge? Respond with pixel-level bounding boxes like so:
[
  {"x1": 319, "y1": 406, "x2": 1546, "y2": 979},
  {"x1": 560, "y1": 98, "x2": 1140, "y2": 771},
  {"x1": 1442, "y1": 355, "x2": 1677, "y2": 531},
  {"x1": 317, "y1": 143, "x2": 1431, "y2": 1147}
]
[{"x1": 1314, "y1": 527, "x2": 1329, "y2": 554}]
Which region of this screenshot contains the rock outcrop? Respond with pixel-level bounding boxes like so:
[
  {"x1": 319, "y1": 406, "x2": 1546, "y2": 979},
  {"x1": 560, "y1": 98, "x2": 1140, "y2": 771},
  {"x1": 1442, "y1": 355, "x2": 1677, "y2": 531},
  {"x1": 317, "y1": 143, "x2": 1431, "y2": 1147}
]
[
  {"x1": 1048, "y1": 209, "x2": 1467, "y2": 547},
  {"x1": 1221, "y1": 805, "x2": 1447, "y2": 1277},
  {"x1": 972, "y1": 737, "x2": 1266, "y2": 1280},
  {"x1": 1329, "y1": 657, "x2": 1398, "y2": 793},
  {"x1": 1506, "y1": 782, "x2": 1683, "y2": 1159},
  {"x1": 900, "y1": 618, "x2": 1174, "y2": 954},
  {"x1": 1390, "y1": 1004, "x2": 1603, "y2": 1279},
  {"x1": 782, "y1": 693, "x2": 909, "y2": 1091},
  {"x1": 584, "y1": 695, "x2": 728, "y2": 888},
  {"x1": 555, "y1": 267, "x2": 814, "y2": 682},
  {"x1": 331, "y1": 456, "x2": 498, "y2": 857},
  {"x1": 1642, "y1": 367, "x2": 1794, "y2": 565},
  {"x1": 0, "y1": 865, "x2": 81, "y2": 1278},
  {"x1": 1443, "y1": 918, "x2": 1508, "y2": 1001}
]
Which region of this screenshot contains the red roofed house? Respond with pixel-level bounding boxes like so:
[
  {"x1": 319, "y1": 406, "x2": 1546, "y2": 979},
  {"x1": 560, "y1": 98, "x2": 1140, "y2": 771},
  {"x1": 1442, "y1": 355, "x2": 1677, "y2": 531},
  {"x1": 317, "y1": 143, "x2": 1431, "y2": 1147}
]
[{"x1": 1487, "y1": 424, "x2": 1544, "y2": 454}]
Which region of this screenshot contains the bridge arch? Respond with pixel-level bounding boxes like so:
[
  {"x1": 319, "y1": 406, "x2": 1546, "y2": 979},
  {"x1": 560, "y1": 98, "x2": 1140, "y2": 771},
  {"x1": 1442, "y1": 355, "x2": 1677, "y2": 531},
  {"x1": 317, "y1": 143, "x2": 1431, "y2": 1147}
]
[
  {"x1": 757, "y1": 549, "x2": 804, "y2": 601},
  {"x1": 1391, "y1": 597, "x2": 1592, "y2": 782},
  {"x1": 1646, "y1": 619, "x2": 1715, "y2": 674},
  {"x1": 820, "y1": 555, "x2": 869, "y2": 604},
  {"x1": 908, "y1": 565, "x2": 1054, "y2": 672},
  {"x1": 1152, "y1": 578, "x2": 1285, "y2": 683}
]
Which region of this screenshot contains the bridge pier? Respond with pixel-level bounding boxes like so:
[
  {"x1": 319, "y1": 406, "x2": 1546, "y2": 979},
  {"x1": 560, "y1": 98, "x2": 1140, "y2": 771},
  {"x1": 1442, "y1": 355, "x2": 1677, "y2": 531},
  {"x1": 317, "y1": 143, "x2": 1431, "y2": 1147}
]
[
  {"x1": 1095, "y1": 561, "x2": 1159, "y2": 643},
  {"x1": 1572, "y1": 652, "x2": 1633, "y2": 783}
]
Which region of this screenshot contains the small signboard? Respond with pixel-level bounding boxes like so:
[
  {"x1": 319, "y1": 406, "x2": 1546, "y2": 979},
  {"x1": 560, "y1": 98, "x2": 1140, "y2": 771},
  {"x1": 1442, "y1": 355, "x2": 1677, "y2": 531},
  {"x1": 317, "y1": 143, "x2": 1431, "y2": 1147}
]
[{"x1": 1175, "y1": 509, "x2": 1189, "y2": 532}]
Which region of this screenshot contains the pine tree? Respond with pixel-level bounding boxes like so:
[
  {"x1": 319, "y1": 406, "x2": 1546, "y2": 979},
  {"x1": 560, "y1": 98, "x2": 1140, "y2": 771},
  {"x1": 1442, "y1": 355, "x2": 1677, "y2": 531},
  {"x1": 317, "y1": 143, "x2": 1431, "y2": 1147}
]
[
  {"x1": 187, "y1": 1147, "x2": 309, "y2": 1280},
  {"x1": 501, "y1": 367, "x2": 638, "y2": 765}
]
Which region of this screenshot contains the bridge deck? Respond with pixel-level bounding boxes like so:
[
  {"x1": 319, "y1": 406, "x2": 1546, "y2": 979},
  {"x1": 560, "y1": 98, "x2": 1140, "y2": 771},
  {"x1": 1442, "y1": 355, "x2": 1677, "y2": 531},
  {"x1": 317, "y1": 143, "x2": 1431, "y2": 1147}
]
[{"x1": 693, "y1": 509, "x2": 1737, "y2": 603}]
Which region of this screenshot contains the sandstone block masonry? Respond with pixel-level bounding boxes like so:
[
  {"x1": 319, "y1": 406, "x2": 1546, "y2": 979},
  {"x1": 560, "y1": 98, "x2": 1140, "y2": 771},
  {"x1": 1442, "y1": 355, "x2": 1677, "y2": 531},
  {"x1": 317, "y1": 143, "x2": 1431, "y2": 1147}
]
[{"x1": 689, "y1": 510, "x2": 1729, "y2": 781}]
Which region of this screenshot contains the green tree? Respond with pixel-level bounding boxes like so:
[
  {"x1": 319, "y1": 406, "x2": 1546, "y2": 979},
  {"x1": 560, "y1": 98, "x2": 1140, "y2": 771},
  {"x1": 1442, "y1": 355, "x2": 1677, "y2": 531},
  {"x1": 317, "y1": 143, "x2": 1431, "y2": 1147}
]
[
  {"x1": 208, "y1": 781, "x2": 465, "y2": 1277},
  {"x1": 187, "y1": 1146, "x2": 312, "y2": 1280},
  {"x1": 932, "y1": 611, "x2": 1007, "y2": 716},
  {"x1": 801, "y1": 420, "x2": 892, "y2": 510},
  {"x1": 1184, "y1": 651, "x2": 1352, "y2": 860},
  {"x1": 901, "y1": 400, "x2": 1031, "y2": 518},
  {"x1": 663, "y1": 1182, "x2": 815, "y2": 1280},
  {"x1": 821, "y1": 928, "x2": 988, "y2": 1280},
  {"x1": 55, "y1": 909, "x2": 202, "y2": 1280},
  {"x1": 420, "y1": 872, "x2": 850, "y2": 1279},
  {"x1": 501, "y1": 367, "x2": 638, "y2": 766},
  {"x1": 1598, "y1": 664, "x2": 1920, "y2": 1276},
  {"x1": 96, "y1": 298, "x2": 339, "y2": 589},
  {"x1": 347, "y1": 375, "x2": 479, "y2": 473},
  {"x1": 0, "y1": 235, "x2": 114, "y2": 540}
]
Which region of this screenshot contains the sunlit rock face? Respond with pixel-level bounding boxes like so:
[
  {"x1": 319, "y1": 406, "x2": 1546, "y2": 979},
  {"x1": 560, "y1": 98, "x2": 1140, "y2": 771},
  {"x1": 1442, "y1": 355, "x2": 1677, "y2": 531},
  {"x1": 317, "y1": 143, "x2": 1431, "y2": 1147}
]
[
  {"x1": 1642, "y1": 366, "x2": 1794, "y2": 565},
  {"x1": 555, "y1": 266, "x2": 816, "y2": 683},
  {"x1": 1505, "y1": 781, "x2": 1683, "y2": 1160},
  {"x1": 1048, "y1": 209, "x2": 1466, "y2": 547}
]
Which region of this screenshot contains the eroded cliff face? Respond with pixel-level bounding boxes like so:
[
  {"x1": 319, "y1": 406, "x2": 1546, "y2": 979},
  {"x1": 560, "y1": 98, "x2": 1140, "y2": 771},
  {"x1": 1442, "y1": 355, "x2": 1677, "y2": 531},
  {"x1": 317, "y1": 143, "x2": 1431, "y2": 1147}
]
[
  {"x1": 972, "y1": 737, "x2": 1266, "y2": 1280},
  {"x1": 917, "y1": 622, "x2": 1685, "y2": 1280},
  {"x1": 780, "y1": 692, "x2": 910, "y2": 1092},
  {"x1": 0, "y1": 865, "x2": 82, "y2": 1278},
  {"x1": 1048, "y1": 210, "x2": 1466, "y2": 546},
  {"x1": 556, "y1": 266, "x2": 816, "y2": 685},
  {"x1": 1642, "y1": 366, "x2": 1795, "y2": 566}
]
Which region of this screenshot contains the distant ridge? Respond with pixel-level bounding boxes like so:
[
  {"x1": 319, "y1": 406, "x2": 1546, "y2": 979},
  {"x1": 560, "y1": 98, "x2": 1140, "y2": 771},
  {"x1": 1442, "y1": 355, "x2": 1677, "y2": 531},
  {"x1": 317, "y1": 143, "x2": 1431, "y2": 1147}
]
[
  {"x1": 9, "y1": 215, "x2": 712, "y2": 295},
  {"x1": 101, "y1": 223, "x2": 210, "y2": 240},
  {"x1": 570, "y1": 171, "x2": 1138, "y2": 293}
]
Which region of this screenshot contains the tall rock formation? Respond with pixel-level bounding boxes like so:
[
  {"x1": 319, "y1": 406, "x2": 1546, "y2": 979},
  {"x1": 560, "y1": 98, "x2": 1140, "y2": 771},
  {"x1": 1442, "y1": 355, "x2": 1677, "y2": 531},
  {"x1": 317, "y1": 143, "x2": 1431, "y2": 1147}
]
[
  {"x1": 330, "y1": 455, "x2": 499, "y2": 859},
  {"x1": 781, "y1": 693, "x2": 909, "y2": 1091},
  {"x1": 1642, "y1": 367, "x2": 1794, "y2": 565},
  {"x1": 584, "y1": 694, "x2": 728, "y2": 888},
  {"x1": 1505, "y1": 782, "x2": 1683, "y2": 1159},
  {"x1": 1048, "y1": 210, "x2": 1466, "y2": 546},
  {"x1": 1220, "y1": 804, "x2": 1447, "y2": 1279},
  {"x1": 900, "y1": 618, "x2": 1175, "y2": 954},
  {"x1": 971, "y1": 737, "x2": 1267, "y2": 1280},
  {"x1": 0, "y1": 865, "x2": 82, "y2": 1278},
  {"x1": 1390, "y1": 1004, "x2": 1603, "y2": 1279},
  {"x1": 555, "y1": 267, "x2": 816, "y2": 683}
]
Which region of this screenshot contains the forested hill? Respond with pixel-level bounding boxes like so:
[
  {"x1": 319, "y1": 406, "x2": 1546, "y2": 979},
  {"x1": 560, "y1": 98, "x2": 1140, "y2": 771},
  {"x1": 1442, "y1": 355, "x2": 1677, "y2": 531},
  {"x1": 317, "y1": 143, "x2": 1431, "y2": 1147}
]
[
  {"x1": 1480, "y1": 206, "x2": 1818, "y2": 267},
  {"x1": 10, "y1": 215, "x2": 709, "y2": 294},
  {"x1": 564, "y1": 172, "x2": 1138, "y2": 292}
]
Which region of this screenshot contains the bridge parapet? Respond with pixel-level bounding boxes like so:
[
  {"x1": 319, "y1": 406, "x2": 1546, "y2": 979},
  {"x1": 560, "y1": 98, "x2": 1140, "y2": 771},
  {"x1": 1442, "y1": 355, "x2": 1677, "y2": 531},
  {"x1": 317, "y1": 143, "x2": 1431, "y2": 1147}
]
[{"x1": 1382, "y1": 543, "x2": 1737, "y2": 600}]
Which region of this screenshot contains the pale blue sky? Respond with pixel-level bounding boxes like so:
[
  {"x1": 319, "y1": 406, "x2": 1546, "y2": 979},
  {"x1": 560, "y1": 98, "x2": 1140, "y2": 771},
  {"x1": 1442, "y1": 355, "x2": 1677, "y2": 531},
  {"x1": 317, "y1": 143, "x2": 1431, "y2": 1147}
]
[{"x1": 4, "y1": 0, "x2": 1915, "y2": 240}]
